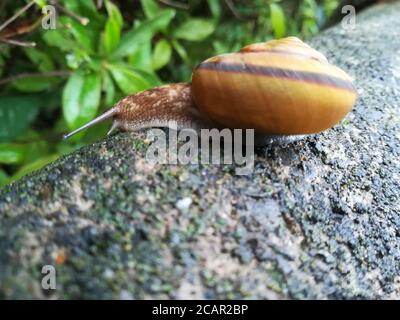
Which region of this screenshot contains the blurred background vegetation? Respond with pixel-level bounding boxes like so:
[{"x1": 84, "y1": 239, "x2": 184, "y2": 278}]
[{"x1": 0, "y1": 0, "x2": 340, "y2": 187}]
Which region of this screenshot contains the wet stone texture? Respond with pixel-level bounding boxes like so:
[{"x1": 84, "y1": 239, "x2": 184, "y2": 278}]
[{"x1": 1, "y1": 3, "x2": 400, "y2": 299}]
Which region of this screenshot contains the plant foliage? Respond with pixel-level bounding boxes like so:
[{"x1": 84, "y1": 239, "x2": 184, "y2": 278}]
[{"x1": 0, "y1": 0, "x2": 339, "y2": 187}]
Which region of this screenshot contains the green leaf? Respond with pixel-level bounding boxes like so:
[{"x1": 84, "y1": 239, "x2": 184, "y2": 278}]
[
  {"x1": 103, "y1": 19, "x2": 121, "y2": 54},
  {"x1": 42, "y1": 28, "x2": 74, "y2": 52},
  {"x1": 0, "y1": 144, "x2": 27, "y2": 164},
  {"x1": 79, "y1": 72, "x2": 102, "y2": 124},
  {"x1": 324, "y1": 0, "x2": 340, "y2": 17},
  {"x1": 152, "y1": 39, "x2": 172, "y2": 70},
  {"x1": 62, "y1": 71, "x2": 101, "y2": 129},
  {"x1": 171, "y1": 39, "x2": 189, "y2": 64},
  {"x1": 302, "y1": 0, "x2": 318, "y2": 19},
  {"x1": 128, "y1": 39, "x2": 153, "y2": 71},
  {"x1": 65, "y1": 17, "x2": 95, "y2": 53},
  {"x1": 302, "y1": 18, "x2": 318, "y2": 37},
  {"x1": 62, "y1": 72, "x2": 84, "y2": 128},
  {"x1": 0, "y1": 169, "x2": 8, "y2": 186},
  {"x1": 0, "y1": 95, "x2": 42, "y2": 142},
  {"x1": 64, "y1": 0, "x2": 103, "y2": 22},
  {"x1": 106, "y1": 0, "x2": 123, "y2": 26},
  {"x1": 111, "y1": 9, "x2": 175, "y2": 59},
  {"x1": 213, "y1": 40, "x2": 230, "y2": 55},
  {"x1": 16, "y1": 131, "x2": 49, "y2": 164},
  {"x1": 173, "y1": 19, "x2": 215, "y2": 41},
  {"x1": 108, "y1": 63, "x2": 152, "y2": 95},
  {"x1": 132, "y1": 69, "x2": 162, "y2": 88},
  {"x1": 270, "y1": 3, "x2": 286, "y2": 38},
  {"x1": 34, "y1": 0, "x2": 47, "y2": 7},
  {"x1": 141, "y1": 0, "x2": 162, "y2": 19},
  {"x1": 207, "y1": 0, "x2": 222, "y2": 19},
  {"x1": 23, "y1": 48, "x2": 54, "y2": 72},
  {"x1": 12, "y1": 76, "x2": 55, "y2": 92},
  {"x1": 8, "y1": 154, "x2": 59, "y2": 184},
  {"x1": 102, "y1": 70, "x2": 117, "y2": 106},
  {"x1": 102, "y1": 0, "x2": 123, "y2": 54}
]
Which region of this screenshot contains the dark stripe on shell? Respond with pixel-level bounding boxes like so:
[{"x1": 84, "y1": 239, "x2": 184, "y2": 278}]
[{"x1": 196, "y1": 62, "x2": 356, "y2": 92}]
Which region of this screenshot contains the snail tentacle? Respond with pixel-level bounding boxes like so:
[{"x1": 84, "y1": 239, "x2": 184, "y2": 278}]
[{"x1": 63, "y1": 107, "x2": 119, "y2": 140}]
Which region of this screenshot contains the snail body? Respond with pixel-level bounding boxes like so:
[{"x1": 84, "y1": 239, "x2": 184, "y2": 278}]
[{"x1": 64, "y1": 37, "x2": 357, "y2": 142}]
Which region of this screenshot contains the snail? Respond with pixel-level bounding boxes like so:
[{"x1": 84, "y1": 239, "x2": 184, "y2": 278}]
[{"x1": 64, "y1": 37, "x2": 357, "y2": 144}]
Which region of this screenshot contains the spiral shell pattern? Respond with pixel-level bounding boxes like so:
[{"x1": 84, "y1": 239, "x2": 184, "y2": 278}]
[{"x1": 191, "y1": 37, "x2": 357, "y2": 135}]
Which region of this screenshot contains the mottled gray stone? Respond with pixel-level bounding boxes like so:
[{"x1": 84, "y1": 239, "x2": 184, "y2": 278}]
[{"x1": 0, "y1": 3, "x2": 399, "y2": 299}]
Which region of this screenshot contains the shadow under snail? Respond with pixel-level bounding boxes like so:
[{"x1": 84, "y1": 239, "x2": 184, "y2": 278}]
[{"x1": 64, "y1": 37, "x2": 358, "y2": 144}]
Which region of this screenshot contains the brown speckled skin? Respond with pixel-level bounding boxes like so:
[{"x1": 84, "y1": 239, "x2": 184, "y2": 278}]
[{"x1": 113, "y1": 83, "x2": 213, "y2": 131}]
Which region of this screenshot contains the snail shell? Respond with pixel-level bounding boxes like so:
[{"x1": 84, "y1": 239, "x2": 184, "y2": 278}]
[
  {"x1": 64, "y1": 37, "x2": 357, "y2": 141},
  {"x1": 192, "y1": 37, "x2": 357, "y2": 135}
]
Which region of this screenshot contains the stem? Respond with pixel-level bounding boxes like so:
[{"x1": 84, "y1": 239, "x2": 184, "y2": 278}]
[
  {"x1": 158, "y1": 0, "x2": 190, "y2": 10},
  {"x1": 0, "y1": 0, "x2": 36, "y2": 32},
  {"x1": 0, "y1": 38, "x2": 36, "y2": 47},
  {"x1": 0, "y1": 70, "x2": 71, "y2": 86},
  {"x1": 0, "y1": 18, "x2": 42, "y2": 39},
  {"x1": 49, "y1": 0, "x2": 89, "y2": 25},
  {"x1": 225, "y1": 0, "x2": 243, "y2": 20}
]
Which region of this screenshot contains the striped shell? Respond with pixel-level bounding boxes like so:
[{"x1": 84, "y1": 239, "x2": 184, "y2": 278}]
[{"x1": 191, "y1": 37, "x2": 357, "y2": 135}]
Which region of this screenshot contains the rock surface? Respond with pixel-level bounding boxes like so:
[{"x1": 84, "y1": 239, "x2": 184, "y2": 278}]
[{"x1": 1, "y1": 3, "x2": 400, "y2": 299}]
